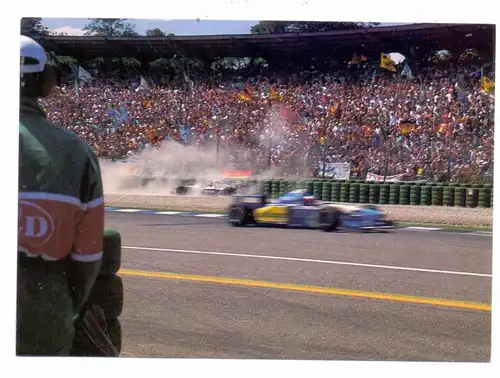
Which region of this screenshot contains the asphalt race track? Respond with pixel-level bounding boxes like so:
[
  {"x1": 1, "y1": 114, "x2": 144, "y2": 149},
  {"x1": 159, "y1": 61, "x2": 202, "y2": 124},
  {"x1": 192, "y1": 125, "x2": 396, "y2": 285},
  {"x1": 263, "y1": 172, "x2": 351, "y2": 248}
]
[{"x1": 105, "y1": 212, "x2": 492, "y2": 361}]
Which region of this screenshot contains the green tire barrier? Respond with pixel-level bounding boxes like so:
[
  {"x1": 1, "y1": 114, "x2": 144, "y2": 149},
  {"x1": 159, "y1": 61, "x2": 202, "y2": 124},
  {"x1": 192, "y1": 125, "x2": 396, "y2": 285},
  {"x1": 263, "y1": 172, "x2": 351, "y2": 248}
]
[
  {"x1": 410, "y1": 185, "x2": 421, "y2": 205},
  {"x1": 279, "y1": 180, "x2": 287, "y2": 197},
  {"x1": 349, "y1": 183, "x2": 360, "y2": 203},
  {"x1": 478, "y1": 187, "x2": 491, "y2": 208},
  {"x1": 380, "y1": 184, "x2": 390, "y2": 204},
  {"x1": 399, "y1": 185, "x2": 410, "y2": 205},
  {"x1": 263, "y1": 180, "x2": 271, "y2": 197},
  {"x1": 252, "y1": 180, "x2": 493, "y2": 207},
  {"x1": 431, "y1": 186, "x2": 443, "y2": 206},
  {"x1": 271, "y1": 180, "x2": 280, "y2": 198},
  {"x1": 466, "y1": 188, "x2": 478, "y2": 208},
  {"x1": 332, "y1": 181, "x2": 341, "y2": 202},
  {"x1": 313, "y1": 181, "x2": 322, "y2": 200},
  {"x1": 340, "y1": 182, "x2": 350, "y2": 203},
  {"x1": 323, "y1": 182, "x2": 332, "y2": 202},
  {"x1": 389, "y1": 184, "x2": 400, "y2": 205},
  {"x1": 420, "y1": 185, "x2": 431, "y2": 206},
  {"x1": 369, "y1": 184, "x2": 380, "y2": 204},
  {"x1": 359, "y1": 184, "x2": 370, "y2": 204},
  {"x1": 442, "y1": 186, "x2": 455, "y2": 207},
  {"x1": 454, "y1": 187, "x2": 466, "y2": 207},
  {"x1": 306, "y1": 181, "x2": 314, "y2": 195}
]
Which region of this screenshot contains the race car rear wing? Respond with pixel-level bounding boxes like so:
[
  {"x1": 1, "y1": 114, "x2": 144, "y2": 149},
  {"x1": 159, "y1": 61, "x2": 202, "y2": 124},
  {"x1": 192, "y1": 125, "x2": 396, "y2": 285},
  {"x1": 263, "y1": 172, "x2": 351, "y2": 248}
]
[{"x1": 231, "y1": 194, "x2": 267, "y2": 206}]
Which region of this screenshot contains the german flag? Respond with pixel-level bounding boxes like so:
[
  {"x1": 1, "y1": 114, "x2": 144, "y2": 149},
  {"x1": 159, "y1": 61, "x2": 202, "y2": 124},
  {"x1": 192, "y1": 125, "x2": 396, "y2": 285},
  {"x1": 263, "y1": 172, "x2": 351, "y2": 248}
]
[
  {"x1": 269, "y1": 86, "x2": 283, "y2": 101},
  {"x1": 328, "y1": 101, "x2": 342, "y2": 119},
  {"x1": 436, "y1": 122, "x2": 453, "y2": 137},
  {"x1": 328, "y1": 103, "x2": 337, "y2": 117},
  {"x1": 436, "y1": 123, "x2": 447, "y2": 134},
  {"x1": 482, "y1": 76, "x2": 495, "y2": 94},
  {"x1": 399, "y1": 121, "x2": 416, "y2": 135},
  {"x1": 238, "y1": 84, "x2": 254, "y2": 102}
]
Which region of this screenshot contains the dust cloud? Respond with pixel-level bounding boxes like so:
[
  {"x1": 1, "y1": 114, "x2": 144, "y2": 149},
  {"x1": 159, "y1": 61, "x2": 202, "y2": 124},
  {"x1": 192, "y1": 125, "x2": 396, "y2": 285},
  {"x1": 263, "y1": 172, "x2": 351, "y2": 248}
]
[
  {"x1": 101, "y1": 107, "x2": 303, "y2": 196},
  {"x1": 101, "y1": 141, "x2": 232, "y2": 196}
]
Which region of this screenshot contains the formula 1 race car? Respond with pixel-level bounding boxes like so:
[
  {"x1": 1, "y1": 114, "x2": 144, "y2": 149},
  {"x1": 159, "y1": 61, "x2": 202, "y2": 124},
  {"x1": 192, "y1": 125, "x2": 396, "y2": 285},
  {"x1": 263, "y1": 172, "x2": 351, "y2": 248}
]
[
  {"x1": 201, "y1": 180, "x2": 238, "y2": 196},
  {"x1": 174, "y1": 179, "x2": 243, "y2": 196},
  {"x1": 226, "y1": 189, "x2": 395, "y2": 231}
]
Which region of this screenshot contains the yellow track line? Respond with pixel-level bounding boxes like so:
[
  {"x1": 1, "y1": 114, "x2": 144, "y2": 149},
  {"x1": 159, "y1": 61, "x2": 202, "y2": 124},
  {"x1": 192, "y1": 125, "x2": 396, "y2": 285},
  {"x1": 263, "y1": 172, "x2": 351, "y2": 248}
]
[{"x1": 118, "y1": 268, "x2": 491, "y2": 312}]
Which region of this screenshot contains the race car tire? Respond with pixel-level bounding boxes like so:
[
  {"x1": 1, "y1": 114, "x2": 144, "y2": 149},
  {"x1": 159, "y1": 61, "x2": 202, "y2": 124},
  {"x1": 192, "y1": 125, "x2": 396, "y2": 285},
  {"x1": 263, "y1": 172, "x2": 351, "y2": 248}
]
[
  {"x1": 220, "y1": 187, "x2": 236, "y2": 196},
  {"x1": 228, "y1": 204, "x2": 249, "y2": 227},
  {"x1": 84, "y1": 275, "x2": 124, "y2": 321},
  {"x1": 382, "y1": 219, "x2": 395, "y2": 228},
  {"x1": 176, "y1": 186, "x2": 189, "y2": 195},
  {"x1": 107, "y1": 319, "x2": 122, "y2": 354},
  {"x1": 100, "y1": 229, "x2": 121, "y2": 276},
  {"x1": 319, "y1": 207, "x2": 340, "y2": 232}
]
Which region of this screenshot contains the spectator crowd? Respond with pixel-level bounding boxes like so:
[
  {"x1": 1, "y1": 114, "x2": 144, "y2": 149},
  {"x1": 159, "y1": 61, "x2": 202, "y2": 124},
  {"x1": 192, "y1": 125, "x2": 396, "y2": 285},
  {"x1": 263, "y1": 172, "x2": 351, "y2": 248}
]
[{"x1": 40, "y1": 61, "x2": 495, "y2": 183}]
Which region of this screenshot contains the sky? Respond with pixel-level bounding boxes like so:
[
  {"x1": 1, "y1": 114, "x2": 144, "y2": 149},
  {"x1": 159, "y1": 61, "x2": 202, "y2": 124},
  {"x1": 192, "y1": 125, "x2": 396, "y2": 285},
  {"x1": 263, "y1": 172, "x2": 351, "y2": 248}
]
[
  {"x1": 44, "y1": 19, "x2": 260, "y2": 36},
  {"x1": 42, "y1": 18, "x2": 407, "y2": 37}
]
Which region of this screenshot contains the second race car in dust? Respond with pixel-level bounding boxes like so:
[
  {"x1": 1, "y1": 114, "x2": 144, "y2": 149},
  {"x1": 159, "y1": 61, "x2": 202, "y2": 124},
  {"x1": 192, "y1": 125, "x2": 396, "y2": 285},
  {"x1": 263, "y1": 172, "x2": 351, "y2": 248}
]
[{"x1": 226, "y1": 189, "x2": 395, "y2": 231}]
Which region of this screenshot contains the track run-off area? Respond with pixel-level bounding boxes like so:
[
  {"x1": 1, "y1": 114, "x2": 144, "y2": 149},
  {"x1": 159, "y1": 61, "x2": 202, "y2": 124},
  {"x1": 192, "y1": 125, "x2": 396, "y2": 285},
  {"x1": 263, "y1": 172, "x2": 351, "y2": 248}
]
[{"x1": 106, "y1": 211, "x2": 492, "y2": 361}]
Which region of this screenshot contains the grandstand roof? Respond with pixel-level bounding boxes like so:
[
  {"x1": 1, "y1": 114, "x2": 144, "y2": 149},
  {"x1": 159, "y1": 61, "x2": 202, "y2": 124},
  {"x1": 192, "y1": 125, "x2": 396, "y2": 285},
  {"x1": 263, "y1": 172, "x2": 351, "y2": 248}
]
[{"x1": 36, "y1": 23, "x2": 495, "y2": 62}]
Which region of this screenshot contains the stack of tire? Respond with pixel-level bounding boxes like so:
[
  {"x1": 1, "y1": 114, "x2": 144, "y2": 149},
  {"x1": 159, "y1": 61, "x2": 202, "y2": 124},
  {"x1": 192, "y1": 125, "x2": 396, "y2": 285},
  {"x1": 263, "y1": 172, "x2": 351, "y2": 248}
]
[
  {"x1": 359, "y1": 183, "x2": 370, "y2": 204},
  {"x1": 72, "y1": 229, "x2": 123, "y2": 356}
]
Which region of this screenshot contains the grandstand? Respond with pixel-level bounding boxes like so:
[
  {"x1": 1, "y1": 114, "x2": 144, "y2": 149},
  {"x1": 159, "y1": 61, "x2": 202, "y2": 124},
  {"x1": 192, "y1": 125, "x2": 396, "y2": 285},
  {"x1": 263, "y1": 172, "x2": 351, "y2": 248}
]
[{"x1": 36, "y1": 23, "x2": 494, "y2": 67}]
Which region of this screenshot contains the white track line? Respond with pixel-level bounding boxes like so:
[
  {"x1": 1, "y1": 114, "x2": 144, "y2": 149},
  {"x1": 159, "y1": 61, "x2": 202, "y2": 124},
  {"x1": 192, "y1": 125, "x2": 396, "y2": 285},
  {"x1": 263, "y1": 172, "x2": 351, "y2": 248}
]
[{"x1": 122, "y1": 246, "x2": 492, "y2": 278}]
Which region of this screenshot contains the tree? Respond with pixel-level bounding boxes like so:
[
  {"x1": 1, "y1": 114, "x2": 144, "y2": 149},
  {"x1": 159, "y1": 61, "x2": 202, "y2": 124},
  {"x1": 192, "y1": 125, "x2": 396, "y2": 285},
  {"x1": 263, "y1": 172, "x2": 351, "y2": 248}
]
[
  {"x1": 146, "y1": 29, "x2": 175, "y2": 37},
  {"x1": 21, "y1": 17, "x2": 49, "y2": 36},
  {"x1": 458, "y1": 48, "x2": 483, "y2": 66},
  {"x1": 250, "y1": 21, "x2": 380, "y2": 34},
  {"x1": 83, "y1": 18, "x2": 139, "y2": 37},
  {"x1": 146, "y1": 28, "x2": 165, "y2": 36},
  {"x1": 429, "y1": 50, "x2": 454, "y2": 68},
  {"x1": 56, "y1": 55, "x2": 78, "y2": 67}
]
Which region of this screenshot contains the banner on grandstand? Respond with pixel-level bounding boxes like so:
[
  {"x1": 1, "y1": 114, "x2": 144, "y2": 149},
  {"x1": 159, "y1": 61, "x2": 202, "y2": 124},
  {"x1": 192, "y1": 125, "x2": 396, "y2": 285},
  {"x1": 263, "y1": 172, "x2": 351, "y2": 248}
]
[
  {"x1": 365, "y1": 172, "x2": 429, "y2": 183},
  {"x1": 365, "y1": 172, "x2": 406, "y2": 182},
  {"x1": 317, "y1": 162, "x2": 350, "y2": 180}
]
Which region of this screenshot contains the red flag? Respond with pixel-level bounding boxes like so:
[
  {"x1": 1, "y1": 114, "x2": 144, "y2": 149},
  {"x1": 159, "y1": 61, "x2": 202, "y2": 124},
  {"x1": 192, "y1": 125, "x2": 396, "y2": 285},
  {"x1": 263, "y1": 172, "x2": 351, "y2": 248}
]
[
  {"x1": 436, "y1": 123, "x2": 447, "y2": 134},
  {"x1": 279, "y1": 104, "x2": 299, "y2": 123}
]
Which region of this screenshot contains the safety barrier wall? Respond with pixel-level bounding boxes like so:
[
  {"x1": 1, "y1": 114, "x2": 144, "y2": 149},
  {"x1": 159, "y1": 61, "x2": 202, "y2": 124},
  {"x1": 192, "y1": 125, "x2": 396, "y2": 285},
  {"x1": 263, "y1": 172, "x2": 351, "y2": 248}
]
[{"x1": 255, "y1": 180, "x2": 494, "y2": 208}]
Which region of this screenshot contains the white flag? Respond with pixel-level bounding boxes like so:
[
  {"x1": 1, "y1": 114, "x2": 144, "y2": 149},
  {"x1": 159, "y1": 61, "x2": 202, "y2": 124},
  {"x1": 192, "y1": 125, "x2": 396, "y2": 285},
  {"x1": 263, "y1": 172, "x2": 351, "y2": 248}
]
[
  {"x1": 136, "y1": 76, "x2": 150, "y2": 92},
  {"x1": 401, "y1": 63, "x2": 413, "y2": 79},
  {"x1": 77, "y1": 66, "x2": 93, "y2": 84}
]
